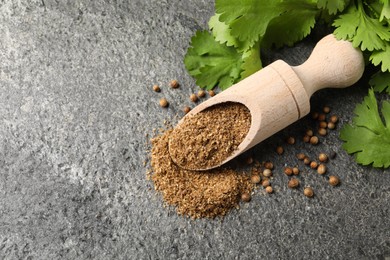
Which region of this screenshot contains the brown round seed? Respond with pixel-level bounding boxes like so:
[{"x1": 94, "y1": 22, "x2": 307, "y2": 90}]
[
  {"x1": 159, "y1": 98, "x2": 168, "y2": 107},
  {"x1": 169, "y1": 79, "x2": 179, "y2": 88},
  {"x1": 251, "y1": 175, "x2": 261, "y2": 184},
  {"x1": 284, "y1": 167, "x2": 293, "y2": 176},
  {"x1": 197, "y1": 90, "x2": 206, "y2": 98},
  {"x1": 330, "y1": 115, "x2": 338, "y2": 123},
  {"x1": 303, "y1": 157, "x2": 311, "y2": 165},
  {"x1": 183, "y1": 106, "x2": 191, "y2": 114},
  {"x1": 241, "y1": 192, "x2": 251, "y2": 202},
  {"x1": 319, "y1": 121, "x2": 328, "y2": 129},
  {"x1": 306, "y1": 129, "x2": 314, "y2": 137},
  {"x1": 208, "y1": 90, "x2": 216, "y2": 97},
  {"x1": 310, "y1": 161, "x2": 318, "y2": 169},
  {"x1": 264, "y1": 161, "x2": 274, "y2": 170},
  {"x1": 318, "y1": 128, "x2": 327, "y2": 136},
  {"x1": 288, "y1": 178, "x2": 299, "y2": 188},
  {"x1": 292, "y1": 167, "x2": 300, "y2": 175},
  {"x1": 318, "y1": 153, "x2": 328, "y2": 162},
  {"x1": 190, "y1": 93, "x2": 198, "y2": 102},
  {"x1": 303, "y1": 135, "x2": 310, "y2": 143},
  {"x1": 329, "y1": 175, "x2": 340, "y2": 186},
  {"x1": 304, "y1": 187, "x2": 314, "y2": 198},
  {"x1": 263, "y1": 169, "x2": 272, "y2": 177},
  {"x1": 327, "y1": 122, "x2": 336, "y2": 129},
  {"x1": 265, "y1": 186, "x2": 273, "y2": 194},
  {"x1": 310, "y1": 136, "x2": 319, "y2": 145},
  {"x1": 317, "y1": 164, "x2": 327, "y2": 175},
  {"x1": 311, "y1": 112, "x2": 319, "y2": 119},
  {"x1": 286, "y1": 136, "x2": 295, "y2": 145},
  {"x1": 276, "y1": 146, "x2": 284, "y2": 155},
  {"x1": 262, "y1": 179, "x2": 270, "y2": 188},
  {"x1": 297, "y1": 153, "x2": 306, "y2": 160},
  {"x1": 323, "y1": 106, "x2": 331, "y2": 113},
  {"x1": 318, "y1": 113, "x2": 326, "y2": 121},
  {"x1": 152, "y1": 84, "x2": 161, "y2": 92},
  {"x1": 246, "y1": 157, "x2": 254, "y2": 165}
]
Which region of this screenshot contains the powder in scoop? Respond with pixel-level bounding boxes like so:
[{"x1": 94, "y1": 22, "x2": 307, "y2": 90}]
[
  {"x1": 169, "y1": 102, "x2": 251, "y2": 170},
  {"x1": 150, "y1": 129, "x2": 253, "y2": 219}
]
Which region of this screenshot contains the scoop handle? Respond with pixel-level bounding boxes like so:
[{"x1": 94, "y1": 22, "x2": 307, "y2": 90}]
[{"x1": 292, "y1": 34, "x2": 364, "y2": 97}]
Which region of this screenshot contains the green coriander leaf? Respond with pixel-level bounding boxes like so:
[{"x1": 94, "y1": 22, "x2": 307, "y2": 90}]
[
  {"x1": 380, "y1": 0, "x2": 390, "y2": 21},
  {"x1": 208, "y1": 14, "x2": 238, "y2": 47},
  {"x1": 369, "y1": 71, "x2": 390, "y2": 94},
  {"x1": 263, "y1": 0, "x2": 319, "y2": 48},
  {"x1": 184, "y1": 30, "x2": 243, "y2": 90},
  {"x1": 340, "y1": 89, "x2": 390, "y2": 168},
  {"x1": 333, "y1": 4, "x2": 390, "y2": 51},
  {"x1": 240, "y1": 41, "x2": 262, "y2": 80},
  {"x1": 215, "y1": 0, "x2": 282, "y2": 49},
  {"x1": 370, "y1": 42, "x2": 390, "y2": 72},
  {"x1": 317, "y1": 0, "x2": 349, "y2": 15}
]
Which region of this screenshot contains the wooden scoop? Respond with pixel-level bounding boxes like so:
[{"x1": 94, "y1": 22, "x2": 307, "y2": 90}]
[{"x1": 169, "y1": 34, "x2": 364, "y2": 171}]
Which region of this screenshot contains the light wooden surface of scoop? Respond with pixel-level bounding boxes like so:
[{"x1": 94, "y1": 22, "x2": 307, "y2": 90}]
[{"x1": 169, "y1": 34, "x2": 365, "y2": 171}]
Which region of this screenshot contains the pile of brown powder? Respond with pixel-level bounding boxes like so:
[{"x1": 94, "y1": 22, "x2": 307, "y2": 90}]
[
  {"x1": 168, "y1": 102, "x2": 251, "y2": 170},
  {"x1": 150, "y1": 128, "x2": 253, "y2": 219}
]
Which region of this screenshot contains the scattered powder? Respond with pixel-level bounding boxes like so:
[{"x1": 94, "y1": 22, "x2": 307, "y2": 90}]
[
  {"x1": 169, "y1": 102, "x2": 251, "y2": 170},
  {"x1": 150, "y1": 128, "x2": 253, "y2": 219}
]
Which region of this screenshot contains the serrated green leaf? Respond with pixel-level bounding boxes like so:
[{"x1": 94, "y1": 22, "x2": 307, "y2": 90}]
[
  {"x1": 370, "y1": 42, "x2": 390, "y2": 72},
  {"x1": 369, "y1": 71, "x2": 390, "y2": 94},
  {"x1": 184, "y1": 31, "x2": 243, "y2": 90},
  {"x1": 317, "y1": 0, "x2": 350, "y2": 15},
  {"x1": 240, "y1": 41, "x2": 262, "y2": 80},
  {"x1": 215, "y1": 0, "x2": 282, "y2": 49},
  {"x1": 340, "y1": 89, "x2": 390, "y2": 168},
  {"x1": 333, "y1": 3, "x2": 390, "y2": 51},
  {"x1": 263, "y1": 0, "x2": 319, "y2": 48},
  {"x1": 208, "y1": 14, "x2": 238, "y2": 47},
  {"x1": 380, "y1": 0, "x2": 390, "y2": 21}
]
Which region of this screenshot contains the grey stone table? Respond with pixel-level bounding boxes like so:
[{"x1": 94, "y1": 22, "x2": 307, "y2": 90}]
[{"x1": 0, "y1": 1, "x2": 389, "y2": 259}]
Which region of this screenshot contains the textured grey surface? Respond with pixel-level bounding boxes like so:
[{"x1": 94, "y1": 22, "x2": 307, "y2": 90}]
[{"x1": 0, "y1": 1, "x2": 389, "y2": 259}]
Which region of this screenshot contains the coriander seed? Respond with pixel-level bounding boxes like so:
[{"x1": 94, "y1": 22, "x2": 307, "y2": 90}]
[
  {"x1": 318, "y1": 113, "x2": 326, "y2": 121},
  {"x1": 208, "y1": 90, "x2": 215, "y2": 97},
  {"x1": 169, "y1": 79, "x2": 179, "y2": 88},
  {"x1": 304, "y1": 187, "x2": 314, "y2": 198},
  {"x1": 265, "y1": 186, "x2": 273, "y2": 194},
  {"x1": 323, "y1": 106, "x2": 330, "y2": 113},
  {"x1": 330, "y1": 115, "x2": 338, "y2": 123},
  {"x1": 286, "y1": 136, "x2": 295, "y2": 145},
  {"x1": 303, "y1": 157, "x2": 311, "y2": 165},
  {"x1": 303, "y1": 135, "x2": 310, "y2": 143},
  {"x1": 190, "y1": 93, "x2": 198, "y2": 102},
  {"x1": 246, "y1": 157, "x2": 254, "y2": 165},
  {"x1": 153, "y1": 84, "x2": 161, "y2": 92},
  {"x1": 264, "y1": 161, "x2": 274, "y2": 170},
  {"x1": 329, "y1": 175, "x2": 340, "y2": 186},
  {"x1": 288, "y1": 178, "x2": 299, "y2": 188},
  {"x1": 318, "y1": 128, "x2": 327, "y2": 136},
  {"x1": 319, "y1": 121, "x2": 328, "y2": 129},
  {"x1": 262, "y1": 179, "x2": 270, "y2": 188},
  {"x1": 276, "y1": 146, "x2": 284, "y2": 155},
  {"x1": 251, "y1": 175, "x2": 261, "y2": 184},
  {"x1": 183, "y1": 106, "x2": 191, "y2": 114},
  {"x1": 297, "y1": 153, "x2": 306, "y2": 160},
  {"x1": 327, "y1": 122, "x2": 336, "y2": 129},
  {"x1": 306, "y1": 129, "x2": 313, "y2": 137},
  {"x1": 197, "y1": 90, "x2": 206, "y2": 98},
  {"x1": 310, "y1": 136, "x2": 319, "y2": 145},
  {"x1": 159, "y1": 98, "x2": 168, "y2": 107},
  {"x1": 317, "y1": 164, "x2": 327, "y2": 175},
  {"x1": 241, "y1": 192, "x2": 251, "y2": 202},
  {"x1": 284, "y1": 167, "x2": 293, "y2": 176},
  {"x1": 318, "y1": 153, "x2": 328, "y2": 162},
  {"x1": 292, "y1": 167, "x2": 299, "y2": 175},
  {"x1": 263, "y1": 169, "x2": 272, "y2": 177},
  {"x1": 311, "y1": 112, "x2": 319, "y2": 119},
  {"x1": 310, "y1": 161, "x2": 318, "y2": 169}
]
